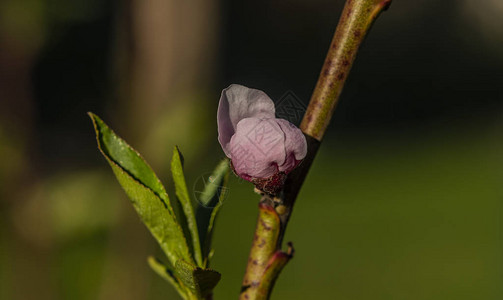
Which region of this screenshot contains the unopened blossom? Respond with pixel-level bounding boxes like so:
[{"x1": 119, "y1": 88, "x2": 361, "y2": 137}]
[{"x1": 217, "y1": 84, "x2": 307, "y2": 194}]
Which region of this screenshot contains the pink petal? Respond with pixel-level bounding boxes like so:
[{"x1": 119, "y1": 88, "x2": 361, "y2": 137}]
[
  {"x1": 217, "y1": 84, "x2": 275, "y2": 156},
  {"x1": 275, "y1": 119, "x2": 307, "y2": 173},
  {"x1": 228, "y1": 118, "x2": 286, "y2": 178}
]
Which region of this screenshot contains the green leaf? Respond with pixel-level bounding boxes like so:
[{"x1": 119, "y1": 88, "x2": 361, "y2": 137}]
[
  {"x1": 175, "y1": 259, "x2": 221, "y2": 298},
  {"x1": 171, "y1": 146, "x2": 203, "y2": 267},
  {"x1": 195, "y1": 159, "x2": 230, "y2": 265},
  {"x1": 88, "y1": 112, "x2": 193, "y2": 267},
  {"x1": 148, "y1": 256, "x2": 187, "y2": 299},
  {"x1": 198, "y1": 159, "x2": 230, "y2": 207}
]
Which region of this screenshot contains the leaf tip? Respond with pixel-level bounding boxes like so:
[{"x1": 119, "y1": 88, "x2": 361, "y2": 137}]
[
  {"x1": 147, "y1": 255, "x2": 157, "y2": 266},
  {"x1": 88, "y1": 112, "x2": 103, "y2": 131},
  {"x1": 173, "y1": 145, "x2": 184, "y2": 166},
  {"x1": 87, "y1": 112, "x2": 101, "y2": 124}
]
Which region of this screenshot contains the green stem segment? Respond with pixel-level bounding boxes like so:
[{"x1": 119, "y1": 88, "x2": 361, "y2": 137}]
[
  {"x1": 255, "y1": 243, "x2": 294, "y2": 298},
  {"x1": 301, "y1": 0, "x2": 391, "y2": 140},
  {"x1": 240, "y1": 200, "x2": 290, "y2": 300},
  {"x1": 240, "y1": 0, "x2": 391, "y2": 299}
]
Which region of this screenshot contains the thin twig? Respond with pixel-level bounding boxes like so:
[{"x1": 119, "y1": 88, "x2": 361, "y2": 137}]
[{"x1": 239, "y1": 0, "x2": 392, "y2": 299}]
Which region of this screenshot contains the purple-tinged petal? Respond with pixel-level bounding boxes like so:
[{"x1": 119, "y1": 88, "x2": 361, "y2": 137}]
[
  {"x1": 228, "y1": 118, "x2": 285, "y2": 178},
  {"x1": 217, "y1": 84, "x2": 275, "y2": 156},
  {"x1": 275, "y1": 119, "x2": 307, "y2": 173}
]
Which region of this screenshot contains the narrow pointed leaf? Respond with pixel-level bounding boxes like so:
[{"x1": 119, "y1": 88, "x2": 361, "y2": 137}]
[
  {"x1": 89, "y1": 113, "x2": 193, "y2": 266},
  {"x1": 196, "y1": 159, "x2": 230, "y2": 264},
  {"x1": 198, "y1": 159, "x2": 230, "y2": 207},
  {"x1": 171, "y1": 146, "x2": 203, "y2": 267}
]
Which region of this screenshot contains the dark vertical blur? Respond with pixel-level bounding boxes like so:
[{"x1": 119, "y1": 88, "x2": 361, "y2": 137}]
[{"x1": 0, "y1": 0, "x2": 501, "y2": 299}]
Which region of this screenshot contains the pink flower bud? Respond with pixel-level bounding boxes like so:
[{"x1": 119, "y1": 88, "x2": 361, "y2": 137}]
[{"x1": 217, "y1": 84, "x2": 307, "y2": 194}]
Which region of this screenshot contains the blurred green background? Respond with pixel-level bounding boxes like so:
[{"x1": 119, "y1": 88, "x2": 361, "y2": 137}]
[{"x1": 0, "y1": 0, "x2": 502, "y2": 299}]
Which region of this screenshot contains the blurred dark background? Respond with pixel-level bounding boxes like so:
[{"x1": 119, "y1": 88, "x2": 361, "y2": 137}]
[{"x1": 0, "y1": 0, "x2": 502, "y2": 299}]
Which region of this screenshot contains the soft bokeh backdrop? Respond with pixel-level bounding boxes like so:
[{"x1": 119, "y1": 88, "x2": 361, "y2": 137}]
[{"x1": 0, "y1": 0, "x2": 502, "y2": 299}]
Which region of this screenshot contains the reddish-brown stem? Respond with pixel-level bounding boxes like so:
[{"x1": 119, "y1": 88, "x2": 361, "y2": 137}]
[{"x1": 239, "y1": 1, "x2": 391, "y2": 299}]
